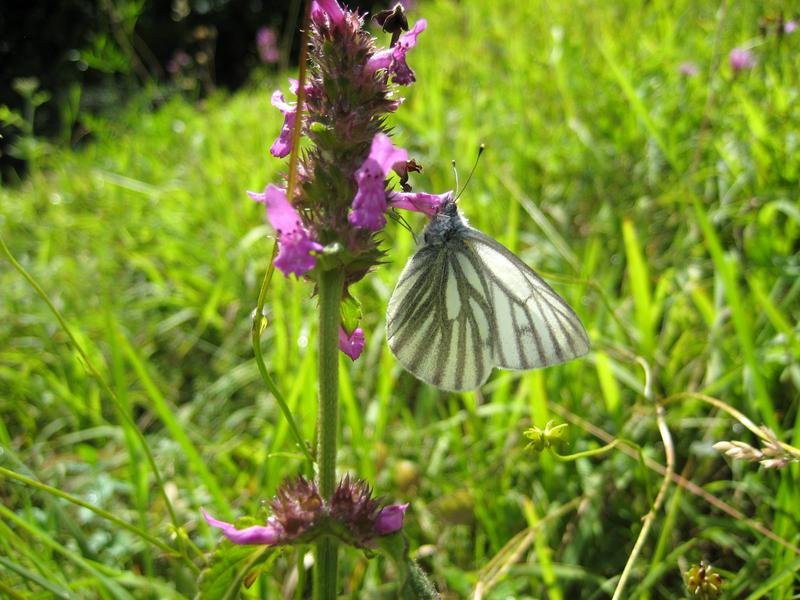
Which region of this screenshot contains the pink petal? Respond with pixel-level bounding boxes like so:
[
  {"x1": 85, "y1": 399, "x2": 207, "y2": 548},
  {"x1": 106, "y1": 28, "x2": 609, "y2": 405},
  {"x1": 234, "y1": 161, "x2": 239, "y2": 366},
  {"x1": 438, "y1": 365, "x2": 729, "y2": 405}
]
[
  {"x1": 268, "y1": 89, "x2": 297, "y2": 158},
  {"x1": 366, "y1": 48, "x2": 393, "y2": 74},
  {"x1": 202, "y1": 508, "x2": 282, "y2": 545},
  {"x1": 398, "y1": 19, "x2": 426, "y2": 50},
  {"x1": 269, "y1": 113, "x2": 295, "y2": 158},
  {"x1": 338, "y1": 326, "x2": 365, "y2": 360},
  {"x1": 729, "y1": 47, "x2": 755, "y2": 71},
  {"x1": 256, "y1": 28, "x2": 279, "y2": 64},
  {"x1": 311, "y1": 0, "x2": 345, "y2": 26},
  {"x1": 391, "y1": 191, "x2": 452, "y2": 217},
  {"x1": 349, "y1": 134, "x2": 408, "y2": 231},
  {"x1": 375, "y1": 503, "x2": 409, "y2": 535},
  {"x1": 366, "y1": 20, "x2": 425, "y2": 83},
  {"x1": 248, "y1": 185, "x2": 322, "y2": 277},
  {"x1": 273, "y1": 233, "x2": 322, "y2": 277},
  {"x1": 270, "y1": 89, "x2": 294, "y2": 115},
  {"x1": 249, "y1": 185, "x2": 299, "y2": 234},
  {"x1": 368, "y1": 134, "x2": 408, "y2": 175},
  {"x1": 349, "y1": 178, "x2": 388, "y2": 230}
]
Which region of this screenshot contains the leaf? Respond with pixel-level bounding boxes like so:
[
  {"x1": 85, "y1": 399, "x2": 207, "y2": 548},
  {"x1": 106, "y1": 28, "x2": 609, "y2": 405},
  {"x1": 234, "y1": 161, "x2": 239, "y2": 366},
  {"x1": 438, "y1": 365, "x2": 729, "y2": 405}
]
[
  {"x1": 594, "y1": 351, "x2": 620, "y2": 414},
  {"x1": 196, "y1": 542, "x2": 275, "y2": 600},
  {"x1": 622, "y1": 218, "x2": 654, "y2": 357},
  {"x1": 340, "y1": 294, "x2": 362, "y2": 334}
]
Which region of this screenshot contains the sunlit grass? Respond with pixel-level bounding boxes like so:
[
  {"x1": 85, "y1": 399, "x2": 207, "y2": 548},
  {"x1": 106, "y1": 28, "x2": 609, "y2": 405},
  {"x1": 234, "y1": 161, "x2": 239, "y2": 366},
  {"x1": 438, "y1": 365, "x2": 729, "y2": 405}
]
[{"x1": 1, "y1": 0, "x2": 799, "y2": 597}]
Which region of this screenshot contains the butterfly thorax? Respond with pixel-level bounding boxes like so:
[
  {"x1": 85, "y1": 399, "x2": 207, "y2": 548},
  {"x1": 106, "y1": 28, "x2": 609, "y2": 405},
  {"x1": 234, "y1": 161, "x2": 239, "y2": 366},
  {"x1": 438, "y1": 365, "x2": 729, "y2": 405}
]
[{"x1": 422, "y1": 200, "x2": 469, "y2": 246}]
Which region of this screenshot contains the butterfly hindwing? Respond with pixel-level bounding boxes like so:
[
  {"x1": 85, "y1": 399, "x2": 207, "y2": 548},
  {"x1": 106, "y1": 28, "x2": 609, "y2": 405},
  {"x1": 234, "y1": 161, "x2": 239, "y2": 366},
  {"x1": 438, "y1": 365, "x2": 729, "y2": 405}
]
[{"x1": 386, "y1": 240, "x2": 495, "y2": 391}]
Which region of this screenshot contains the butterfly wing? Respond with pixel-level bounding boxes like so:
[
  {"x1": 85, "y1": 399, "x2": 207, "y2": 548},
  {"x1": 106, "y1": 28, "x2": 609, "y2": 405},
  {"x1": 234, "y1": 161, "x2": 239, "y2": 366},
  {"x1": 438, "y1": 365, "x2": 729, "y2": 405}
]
[
  {"x1": 463, "y1": 229, "x2": 590, "y2": 370},
  {"x1": 386, "y1": 241, "x2": 495, "y2": 391}
]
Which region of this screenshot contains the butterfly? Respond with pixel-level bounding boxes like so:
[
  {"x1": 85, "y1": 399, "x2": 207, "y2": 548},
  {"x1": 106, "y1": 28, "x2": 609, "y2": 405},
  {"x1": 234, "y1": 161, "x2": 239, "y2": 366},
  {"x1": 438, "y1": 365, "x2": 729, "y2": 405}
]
[{"x1": 386, "y1": 199, "x2": 589, "y2": 391}]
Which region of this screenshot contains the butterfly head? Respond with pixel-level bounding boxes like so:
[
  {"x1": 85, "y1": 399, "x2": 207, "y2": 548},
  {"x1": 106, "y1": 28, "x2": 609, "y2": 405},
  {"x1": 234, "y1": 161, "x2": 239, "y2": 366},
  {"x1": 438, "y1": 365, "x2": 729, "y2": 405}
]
[
  {"x1": 439, "y1": 197, "x2": 459, "y2": 216},
  {"x1": 423, "y1": 198, "x2": 468, "y2": 246}
]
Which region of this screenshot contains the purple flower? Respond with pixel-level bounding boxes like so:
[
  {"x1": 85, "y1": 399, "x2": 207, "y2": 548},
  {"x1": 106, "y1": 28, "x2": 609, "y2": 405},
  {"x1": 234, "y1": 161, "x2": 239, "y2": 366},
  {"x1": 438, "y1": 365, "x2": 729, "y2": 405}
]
[
  {"x1": 339, "y1": 326, "x2": 365, "y2": 360},
  {"x1": 366, "y1": 19, "x2": 427, "y2": 85},
  {"x1": 248, "y1": 185, "x2": 323, "y2": 277},
  {"x1": 678, "y1": 62, "x2": 699, "y2": 77},
  {"x1": 167, "y1": 50, "x2": 191, "y2": 74},
  {"x1": 311, "y1": 0, "x2": 345, "y2": 27},
  {"x1": 785, "y1": 20, "x2": 798, "y2": 34},
  {"x1": 391, "y1": 190, "x2": 452, "y2": 217},
  {"x1": 204, "y1": 477, "x2": 407, "y2": 549},
  {"x1": 374, "y1": 503, "x2": 409, "y2": 535},
  {"x1": 349, "y1": 134, "x2": 408, "y2": 231},
  {"x1": 330, "y1": 475, "x2": 409, "y2": 545},
  {"x1": 387, "y1": 96, "x2": 405, "y2": 112},
  {"x1": 202, "y1": 508, "x2": 284, "y2": 545},
  {"x1": 256, "y1": 27, "x2": 280, "y2": 64},
  {"x1": 729, "y1": 47, "x2": 755, "y2": 72},
  {"x1": 269, "y1": 78, "x2": 315, "y2": 158},
  {"x1": 269, "y1": 89, "x2": 296, "y2": 158}
]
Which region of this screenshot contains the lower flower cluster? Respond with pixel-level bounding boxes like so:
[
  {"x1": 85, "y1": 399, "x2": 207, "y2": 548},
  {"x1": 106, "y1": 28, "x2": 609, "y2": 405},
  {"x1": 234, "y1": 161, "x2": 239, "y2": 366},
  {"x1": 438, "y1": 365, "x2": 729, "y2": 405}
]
[{"x1": 203, "y1": 475, "x2": 407, "y2": 549}]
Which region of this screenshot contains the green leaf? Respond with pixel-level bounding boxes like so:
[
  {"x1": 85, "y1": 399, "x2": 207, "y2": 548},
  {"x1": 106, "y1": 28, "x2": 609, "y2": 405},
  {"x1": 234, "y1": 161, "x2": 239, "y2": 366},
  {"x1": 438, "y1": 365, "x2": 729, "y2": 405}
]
[
  {"x1": 594, "y1": 351, "x2": 620, "y2": 414},
  {"x1": 197, "y1": 542, "x2": 275, "y2": 600},
  {"x1": 622, "y1": 218, "x2": 654, "y2": 357},
  {"x1": 340, "y1": 294, "x2": 362, "y2": 334}
]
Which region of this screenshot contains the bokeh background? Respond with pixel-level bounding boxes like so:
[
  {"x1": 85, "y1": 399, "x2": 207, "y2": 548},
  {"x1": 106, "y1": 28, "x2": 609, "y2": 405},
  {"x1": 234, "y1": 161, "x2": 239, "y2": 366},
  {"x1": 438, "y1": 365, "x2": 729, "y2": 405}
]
[{"x1": 1, "y1": 0, "x2": 799, "y2": 598}]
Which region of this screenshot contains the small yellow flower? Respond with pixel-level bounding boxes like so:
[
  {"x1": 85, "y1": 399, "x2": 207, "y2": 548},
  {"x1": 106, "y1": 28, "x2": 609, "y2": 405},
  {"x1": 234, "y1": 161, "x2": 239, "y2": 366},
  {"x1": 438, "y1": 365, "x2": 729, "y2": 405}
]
[
  {"x1": 685, "y1": 561, "x2": 723, "y2": 599},
  {"x1": 524, "y1": 420, "x2": 569, "y2": 453}
]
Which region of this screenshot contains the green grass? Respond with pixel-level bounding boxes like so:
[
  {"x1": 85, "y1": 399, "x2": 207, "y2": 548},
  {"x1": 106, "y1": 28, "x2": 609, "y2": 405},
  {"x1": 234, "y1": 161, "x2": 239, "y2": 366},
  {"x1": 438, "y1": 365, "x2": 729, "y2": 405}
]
[{"x1": 2, "y1": 0, "x2": 800, "y2": 597}]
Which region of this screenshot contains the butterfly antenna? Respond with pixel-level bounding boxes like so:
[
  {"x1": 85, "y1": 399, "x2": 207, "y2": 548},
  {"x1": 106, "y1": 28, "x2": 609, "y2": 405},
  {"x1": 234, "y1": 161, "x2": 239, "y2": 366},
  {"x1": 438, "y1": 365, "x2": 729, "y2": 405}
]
[
  {"x1": 454, "y1": 143, "x2": 485, "y2": 202},
  {"x1": 451, "y1": 159, "x2": 459, "y2": 195}
]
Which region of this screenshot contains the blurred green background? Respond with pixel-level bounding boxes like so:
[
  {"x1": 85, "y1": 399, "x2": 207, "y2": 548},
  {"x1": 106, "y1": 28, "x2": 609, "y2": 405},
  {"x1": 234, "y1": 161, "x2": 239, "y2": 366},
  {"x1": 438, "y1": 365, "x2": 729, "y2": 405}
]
[{"x1": 1, "y1": 0, "x2": 799, "y2": 597}]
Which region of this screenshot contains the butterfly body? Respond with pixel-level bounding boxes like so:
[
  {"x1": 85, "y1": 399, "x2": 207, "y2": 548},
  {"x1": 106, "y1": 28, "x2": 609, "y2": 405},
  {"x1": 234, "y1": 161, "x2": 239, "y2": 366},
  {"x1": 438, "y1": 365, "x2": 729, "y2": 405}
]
[{"x1": 386, "y1": 200, "x2": 589, "y2": 391}]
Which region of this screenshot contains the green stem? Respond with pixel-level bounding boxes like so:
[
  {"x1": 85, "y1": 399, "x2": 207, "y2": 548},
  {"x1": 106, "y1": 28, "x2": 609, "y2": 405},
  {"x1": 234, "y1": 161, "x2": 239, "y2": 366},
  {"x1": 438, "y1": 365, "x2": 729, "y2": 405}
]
[
  {"x1": 314, "y1": 268, "x2": 344, "y2": 599},
  {"x1": 252, "y1": 247, "x2": 315, "y2": 464},
  {"x1": 550, "y1": 439, "x2": 624, "y2": 462}
]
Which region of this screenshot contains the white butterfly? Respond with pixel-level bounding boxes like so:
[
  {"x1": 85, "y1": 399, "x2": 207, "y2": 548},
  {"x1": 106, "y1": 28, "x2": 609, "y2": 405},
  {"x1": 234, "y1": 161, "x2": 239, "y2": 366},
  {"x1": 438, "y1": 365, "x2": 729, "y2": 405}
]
[{"x1": 386, "y1": 199, "x2": 589, "y2": 391}]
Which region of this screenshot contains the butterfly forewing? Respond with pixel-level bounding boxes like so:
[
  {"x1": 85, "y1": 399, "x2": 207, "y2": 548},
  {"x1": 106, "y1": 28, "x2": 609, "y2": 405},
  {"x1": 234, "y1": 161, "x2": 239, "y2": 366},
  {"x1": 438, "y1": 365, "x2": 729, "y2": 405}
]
[{"x1": 464, "y1": 229, "x2": 589, "y2": 370}]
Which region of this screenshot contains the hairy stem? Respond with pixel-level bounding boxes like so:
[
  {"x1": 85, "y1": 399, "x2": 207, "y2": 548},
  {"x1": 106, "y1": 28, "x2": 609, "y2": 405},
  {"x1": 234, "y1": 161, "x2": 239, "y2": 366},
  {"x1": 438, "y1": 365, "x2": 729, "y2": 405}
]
[{"x1": 314, "y1": 267, "x2": 344, "y2": 599}]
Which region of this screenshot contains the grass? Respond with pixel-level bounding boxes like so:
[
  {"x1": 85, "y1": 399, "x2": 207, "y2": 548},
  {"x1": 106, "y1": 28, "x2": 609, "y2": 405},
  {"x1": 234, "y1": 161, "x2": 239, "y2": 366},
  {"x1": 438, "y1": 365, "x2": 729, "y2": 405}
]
[{"x1": 2, "y1": 0, "x2": 799, "y2": 597}]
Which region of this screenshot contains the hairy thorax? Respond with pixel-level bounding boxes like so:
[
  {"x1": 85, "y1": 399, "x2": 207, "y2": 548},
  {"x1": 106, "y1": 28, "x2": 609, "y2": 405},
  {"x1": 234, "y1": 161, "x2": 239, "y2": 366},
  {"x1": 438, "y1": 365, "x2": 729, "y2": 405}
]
[{"x1": 422, "y1": 200, "x2": 470, "y2": 246}]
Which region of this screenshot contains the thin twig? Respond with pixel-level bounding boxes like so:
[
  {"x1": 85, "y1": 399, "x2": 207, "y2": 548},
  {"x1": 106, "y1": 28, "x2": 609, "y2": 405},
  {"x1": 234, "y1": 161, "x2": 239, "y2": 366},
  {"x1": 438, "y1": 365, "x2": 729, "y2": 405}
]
[{"x1": 611, "y1": 358, "x2": 674, "y2": 599}]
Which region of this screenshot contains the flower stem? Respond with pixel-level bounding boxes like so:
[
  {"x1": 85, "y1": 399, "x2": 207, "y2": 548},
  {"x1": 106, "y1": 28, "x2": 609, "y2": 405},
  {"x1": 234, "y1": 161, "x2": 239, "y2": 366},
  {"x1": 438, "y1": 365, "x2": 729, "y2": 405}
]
[{"x1": 314, "y1": 267, "x2": 344, "y2": 599}]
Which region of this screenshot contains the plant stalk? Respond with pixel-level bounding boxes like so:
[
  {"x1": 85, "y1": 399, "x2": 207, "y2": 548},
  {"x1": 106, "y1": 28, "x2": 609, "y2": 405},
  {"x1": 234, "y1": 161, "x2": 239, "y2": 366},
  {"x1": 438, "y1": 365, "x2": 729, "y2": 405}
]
[{"x1": 314, "y1": 267, "x2": 344, "y2": 599}]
